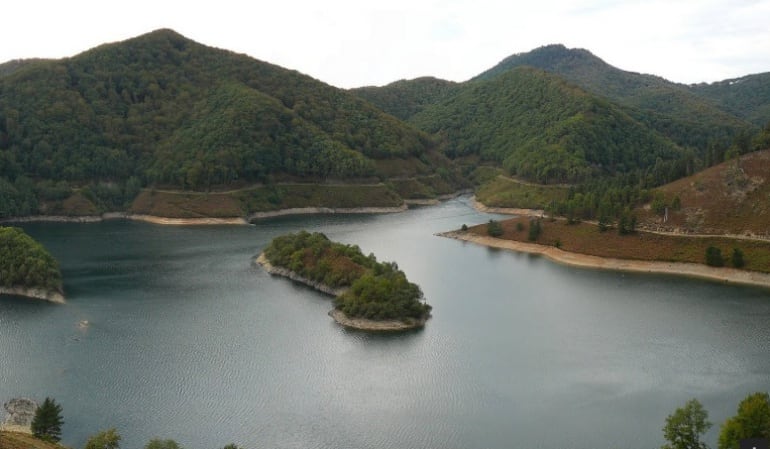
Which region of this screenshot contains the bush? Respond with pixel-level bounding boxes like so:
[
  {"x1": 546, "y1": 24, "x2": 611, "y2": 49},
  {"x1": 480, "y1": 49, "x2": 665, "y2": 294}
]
[
  {"x1": 460, "y1": 224, "x2": 468, "y2": 231},
  {"x1": 85, "y1": 428, "x2": 121, "y2": 449},
  {"x1": 515, "y1": 222, "x2": 524, "y2": 232},
  {"x1": 732, "y1": 248, "x2": 745, "y2": 268},
  {"x1": 705, "y1": 246, "x2": 724, "y2": 267},
  {"x1": 528, "y1": 219, "x2": 542, "y2": 241},
  {"x1": 487, "y1": 219, "x2": 503, "y2": 237}
]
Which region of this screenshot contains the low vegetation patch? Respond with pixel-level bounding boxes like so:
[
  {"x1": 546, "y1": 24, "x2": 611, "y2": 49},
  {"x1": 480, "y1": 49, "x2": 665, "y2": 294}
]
[
  {"x1": 475, "y1": 176, "x2": 567, "y2": 210},
  {"x1": 0, "y1": 227, "x2": 62, "y2": 293},
  {"x1": 467, "y1": 217, "x2": 770, "y2": 273}
]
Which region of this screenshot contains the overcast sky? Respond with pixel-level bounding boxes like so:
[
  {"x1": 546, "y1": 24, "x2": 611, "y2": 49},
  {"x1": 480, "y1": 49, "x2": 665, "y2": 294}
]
[{"x1": 3, "y1": 0, "x2": 770, "y2": 88}]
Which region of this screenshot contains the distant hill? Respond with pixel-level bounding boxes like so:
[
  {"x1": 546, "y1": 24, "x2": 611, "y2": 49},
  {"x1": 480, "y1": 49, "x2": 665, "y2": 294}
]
[
  {"x1": 472, "y1": 44, "x2": 754, "y2": 150},
  {"x1": 0, "y1": 29, "x2": 454, "y2": 217},
  {"x1": 638, "y1": 148, "x2": 770, "y2": 236},
  {"x1": 411, "y1": 67, "x2": 685, "y2": 184},
  {"x1": 350, "y1": 77, "x2": 459, "y2": 121},
  {"x1": 690, "y1": 73, "x2": 770, "y2": 126}
]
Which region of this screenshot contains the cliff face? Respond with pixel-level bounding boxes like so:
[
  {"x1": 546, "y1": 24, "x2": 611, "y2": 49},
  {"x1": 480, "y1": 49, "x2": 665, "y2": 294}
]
[{"x1": 2, "y1": 398, "x2": 37, "y2": 432}]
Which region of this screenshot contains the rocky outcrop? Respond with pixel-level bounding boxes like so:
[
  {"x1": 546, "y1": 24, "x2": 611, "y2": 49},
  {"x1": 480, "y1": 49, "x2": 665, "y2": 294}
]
[
  {"x1": 1, "y1": 398, "x2": 37, "y2": 432},
  {"x1": 328, "y1": 309, "x2": 429, "y2": 331},
  {"x1": 0, "y1": 287, "x2": 65, "y2": 304},
  {"x1": 254, "y1": 253, "x2": 348, "y2": 297}
]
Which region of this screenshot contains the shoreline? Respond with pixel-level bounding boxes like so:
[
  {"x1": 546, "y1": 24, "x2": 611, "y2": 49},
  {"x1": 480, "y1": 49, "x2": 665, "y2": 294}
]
[
  {"x1": 0, "y1": 286, "x2": 65, "y2": 304},
  {"x1": 247, "y1": 204, "x2": 408, "y2": 221},
  {"x1": 472, "y1": 196, "x2": 544, "y2": 217},
  {"x1": 438, "y1": 231, "x2": 770, "y2": 290},
  {"x1": 255, "y1": 253, "x2": 427, "y2": 331}
]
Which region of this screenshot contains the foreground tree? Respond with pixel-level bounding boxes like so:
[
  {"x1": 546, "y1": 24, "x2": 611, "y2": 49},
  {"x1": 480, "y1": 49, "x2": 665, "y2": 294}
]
[
  {"x1": 661, "y1": 399, "x2": 712, "y2": 449},
  {"x1": 31, "y1": 397, "x2": 64, "y2": 442},
  {"x1": 84, "y1": 428, "x2": 121, "y2": 449},
  {"x1": 145, "y1": 439, "x2": 182, "y2": 449},
  {"x1": 718, "y1": 392, "x2": 770, "y2": 449}
]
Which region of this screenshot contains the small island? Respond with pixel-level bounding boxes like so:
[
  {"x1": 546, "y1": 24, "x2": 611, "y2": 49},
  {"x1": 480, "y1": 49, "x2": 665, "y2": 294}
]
[
  {"x1": 0, "y1": 227, "x2": 64, "y2": 304},
  {"x1": 257, "y1": 231, "x2": 431, "y2": 331}
]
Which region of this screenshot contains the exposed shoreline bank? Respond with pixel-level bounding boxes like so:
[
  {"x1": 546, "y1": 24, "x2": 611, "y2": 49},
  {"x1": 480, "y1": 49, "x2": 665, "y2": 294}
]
[
  {"x1": 0, "y1": 286, "x2": 65, "y2": 304},
  {"x1": 438, "y1": 231, "x2": 770, "y2": 290},
  {"x1": 255, "y1": 253, "x2": 427, "y2": 331}
]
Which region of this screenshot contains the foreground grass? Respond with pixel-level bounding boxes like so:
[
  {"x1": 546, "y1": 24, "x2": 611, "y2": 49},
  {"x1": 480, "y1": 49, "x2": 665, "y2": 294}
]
[
  {"x1": 0, "y1": 431, "x2": 63, "y2": 449},
  {"x1": 471, "y1": 217, "x2": 770, "y2": 273}
]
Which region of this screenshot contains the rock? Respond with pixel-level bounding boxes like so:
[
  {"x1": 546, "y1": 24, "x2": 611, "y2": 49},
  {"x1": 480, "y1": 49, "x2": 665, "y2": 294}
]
[{"x1": 2, "y1": 397, "x2": 38, "y2": 427}]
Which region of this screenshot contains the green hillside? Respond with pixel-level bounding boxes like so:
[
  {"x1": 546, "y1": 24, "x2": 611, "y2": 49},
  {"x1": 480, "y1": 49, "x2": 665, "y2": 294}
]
[
  {"x1": 473, "y1": 44, "x2": 753, "y2": 150},
  {"x1": 350, "y1": 77, "x2": 459, "y2": 121},
  {"x1": 690, "y1": 73, "x2": 770, "y2": 126},
  {"x1": 412, "y1": 67, "x2": 686, "y2": 184},
  {"x1": 0, "y1": 29, "x2": 452, "y2": 217}
]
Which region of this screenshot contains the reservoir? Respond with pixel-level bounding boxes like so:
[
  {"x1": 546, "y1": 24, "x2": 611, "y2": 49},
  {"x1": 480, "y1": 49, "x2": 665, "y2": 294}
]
[{"x1": 1, "y1": 197, "x2": 769, "y2": 449}]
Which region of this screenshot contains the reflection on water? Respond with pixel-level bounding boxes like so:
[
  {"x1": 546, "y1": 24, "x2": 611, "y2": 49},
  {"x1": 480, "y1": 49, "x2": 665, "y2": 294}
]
[{"x1": 1, "y1": 198, "x2": 769, "y2": 449}]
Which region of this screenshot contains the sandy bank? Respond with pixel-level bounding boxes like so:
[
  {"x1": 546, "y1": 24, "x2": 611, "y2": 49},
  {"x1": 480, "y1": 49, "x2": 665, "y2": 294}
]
[
  {"x1": 328, "y1": 309, "x2": 428, "y2": 331},
  {"x1": 439, "y1": 231, "x2": 770, "y2": 290},
  {"x1": 124, "y1": 214, "x2": 247, "y2": 225},
  {"x1": 255, "y1": 253, "x2": 428, "y2": 331},
  {"x1": 0, "y1": 286, "x2": 65, "y2": 304}
]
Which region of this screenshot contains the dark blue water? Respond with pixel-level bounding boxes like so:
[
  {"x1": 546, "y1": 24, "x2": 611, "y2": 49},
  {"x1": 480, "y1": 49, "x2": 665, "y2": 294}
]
[{"x1": 1, "y1": 197, "x2": 769, "y2": 449}]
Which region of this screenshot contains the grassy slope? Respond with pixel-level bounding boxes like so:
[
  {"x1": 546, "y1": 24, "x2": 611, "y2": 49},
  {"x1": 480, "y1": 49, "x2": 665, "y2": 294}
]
[
  {"x1": 470, "y1": 217, "x2": 770, "y2": 273},
  {"x1": 475, "y1": 175, "x2": 568, "y2": 209},
  {"x1": 0, "y1": 432, "x2": 62, "y2": 449},
  {"x1": 638, "y1": 149, "x2": 770, "y2": 236}
]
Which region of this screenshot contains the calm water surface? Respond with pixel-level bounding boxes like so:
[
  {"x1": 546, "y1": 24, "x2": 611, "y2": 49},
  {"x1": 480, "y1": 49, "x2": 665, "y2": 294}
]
[{"x1": 1, "y1": 197, "x2": 769, "y2": 449}]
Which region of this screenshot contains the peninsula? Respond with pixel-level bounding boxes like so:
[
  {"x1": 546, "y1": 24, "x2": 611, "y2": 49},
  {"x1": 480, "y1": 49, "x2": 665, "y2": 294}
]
[
  {"x1": 257, "y1": 231, "x2": 431, "y2": 331},
  {"x1": 441, "y1": 217, "x2": 770, "y2": 290},
  {"x1": 0, "y1": 227, "x2": 64, "y2": 303}
]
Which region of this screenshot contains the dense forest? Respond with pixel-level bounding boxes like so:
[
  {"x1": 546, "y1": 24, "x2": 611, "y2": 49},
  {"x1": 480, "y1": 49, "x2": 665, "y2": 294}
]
[
  {"x1": 350, "y1": 77, "x2": 459, "y2": 121},
  {"x1": 411, "y1": 67, "x2": 687, "y2": 184},
  {"x1": 0, "y1": 226, "x2": 62, "y2": 292},
  {"x1": 471, "y1": 44, "x2": 755, "y2": 151},
  {"x1": 0, "y1": 29, "x2": 447, "y2": 215},
  {"x1": 263, "y1": 231, "x2": 430, "y2": 321}
]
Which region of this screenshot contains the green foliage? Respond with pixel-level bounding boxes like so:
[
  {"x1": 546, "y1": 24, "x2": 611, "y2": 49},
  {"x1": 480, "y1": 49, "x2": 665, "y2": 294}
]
[
  {"x1": 618, "y1": 211, "x2": 637, "y2": 235},
  {"x1": 460, "y1": 224, "x2": 468, "y2": 231},
  {"x1": 661, "y1": 399, "x2": 711, "y2": 449},
  {"x1": 732, "y1": 248, "x2": 745, "y2": 268},
  {"x1": 412, "y1": 67, "x2": 687, "y2": 185},
  {"x1": 515, "y1": 222, "x2": 525, "y2": 232},
  {"x1": 264, "y1": 231, "x2": 430, "y2": 321},
  {"x1": 0, "y1": 227, "x2": 62, "y2": 292},
  {"x1": 705, "y1": 246, "x2": 725, "y2": 267},
  {"x1": 528, "y1": 219, "x2": 542, "y2": 241},
  {"x1": 0, "y1": 29, "x2": 437, "y2": 203},
  {"x1": 220, "y1": 444, "x2": 242, "y2": 449},
  {"x1": 351, "y1": 77, "x2": 459, "y2": 121},
  {"x1": 718, "y1": 392, "x2": 770, "y2": 449},
  {"x1": 31, "y1": 397, "x2": 63, "y2": 442},
  {"x1": 84, "y1": 428, "x2": 121, "y2": 449},
  {"x1": 474, "y1": 44, "x2": 753, "y2": 151},
  {"x1": 487, "y1": 219, "x2": 503, "y2": 237},
  {"x1": 144, "y1": 439, "x2": 182, "y2": 449},
  {"x1": 691, "y1": 74, "x2": 770, "y2": 126}
]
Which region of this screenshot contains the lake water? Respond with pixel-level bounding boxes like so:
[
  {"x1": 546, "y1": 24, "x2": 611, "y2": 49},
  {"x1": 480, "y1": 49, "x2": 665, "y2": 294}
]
[{"x1": 1, "y1": 197, "x2": 769, "y2": 449}]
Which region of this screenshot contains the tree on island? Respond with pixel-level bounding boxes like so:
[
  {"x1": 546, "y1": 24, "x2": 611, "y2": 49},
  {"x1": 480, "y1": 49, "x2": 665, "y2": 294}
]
[
  {"x1": 661, "y1": 399, "x2": 711, "y2": 449},
  {"x1": 718, "y1": 392, "x2": 770, "y2": 449},
  {"x1": 31, "y1": 397, "x2": 64, "y2": 442}
]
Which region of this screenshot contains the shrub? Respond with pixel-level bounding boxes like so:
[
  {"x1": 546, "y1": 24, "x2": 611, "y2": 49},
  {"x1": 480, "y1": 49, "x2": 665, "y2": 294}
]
[
  {"x1": 705, "y1": 246, "x2": 724, "y2": 267},
  {"x1": 487, "y1": 219, "x2": 503, "y2": 237},
  {"x1": 732, "y1": 248, "x2": 745, "y2": 268}
]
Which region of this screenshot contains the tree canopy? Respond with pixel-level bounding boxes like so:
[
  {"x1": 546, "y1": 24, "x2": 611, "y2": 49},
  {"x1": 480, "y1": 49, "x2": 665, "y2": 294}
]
[
  {"x1": 661, "y1": 399, "x2": 711, "y2": 449},
  {"x1": 30, "y1": 397, "x2": 64, "y2": 442},
  {"x1": 718, "y1": 392, "x2": 770, "y2": 449},
  {"x1": 0, "y1": 226, "x2": 62, "y2": 292}
]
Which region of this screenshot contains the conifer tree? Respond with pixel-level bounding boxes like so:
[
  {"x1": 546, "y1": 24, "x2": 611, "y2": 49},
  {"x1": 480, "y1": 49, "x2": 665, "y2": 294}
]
[{"x1": 31, "y1": 397, "x2": 64, "y2": 442}]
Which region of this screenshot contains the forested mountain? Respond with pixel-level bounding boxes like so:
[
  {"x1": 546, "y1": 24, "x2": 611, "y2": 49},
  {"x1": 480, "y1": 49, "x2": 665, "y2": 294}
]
[
  {"x1": 0, "y1": 29, "x2": 446, "y2": 217},
  {"x1": 411, "y1": 67, "x2": 687, "y2": 184},
  {"x1": 470, "y1": 44, "x2": 754, "y2": 150},
  {"x1": 350, "y1": 77, "x2": 459, "y2": 121},
  {"x1": 690, "y1": 73, "x2": 770, "y2": 126}
]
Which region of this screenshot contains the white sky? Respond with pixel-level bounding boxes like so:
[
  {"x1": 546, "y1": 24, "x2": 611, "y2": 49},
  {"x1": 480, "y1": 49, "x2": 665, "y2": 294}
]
[{"x1": 2, "y1": 0, "x2": 770, "y2": 88}]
